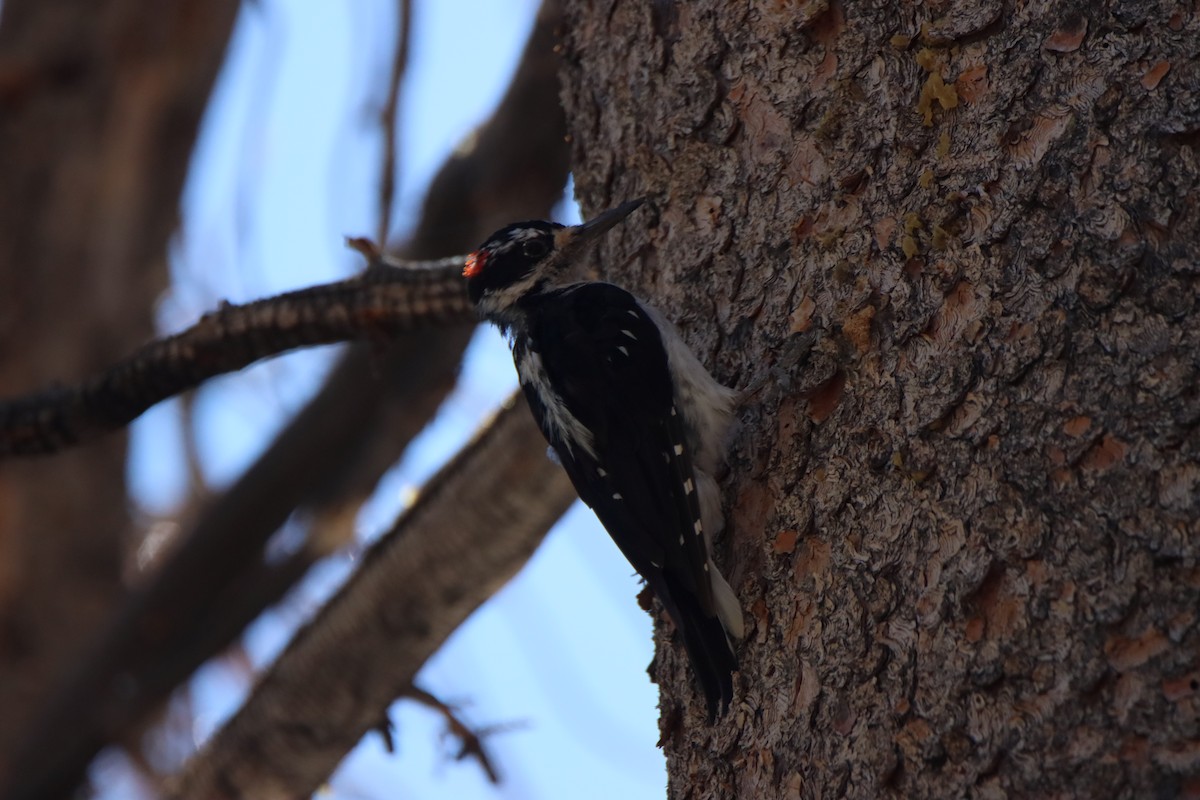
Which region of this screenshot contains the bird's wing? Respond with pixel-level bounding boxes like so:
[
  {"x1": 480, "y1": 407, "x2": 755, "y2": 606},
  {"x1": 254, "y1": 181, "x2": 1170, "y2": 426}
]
[{"x1": 521, "y1": 282, "x2": 715, "y2": 613}]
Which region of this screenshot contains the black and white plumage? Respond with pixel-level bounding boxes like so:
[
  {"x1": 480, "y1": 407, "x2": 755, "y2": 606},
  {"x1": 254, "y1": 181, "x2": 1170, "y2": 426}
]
[{"x1": 465, "y1": 199, "x2": 744, "y2": 717}]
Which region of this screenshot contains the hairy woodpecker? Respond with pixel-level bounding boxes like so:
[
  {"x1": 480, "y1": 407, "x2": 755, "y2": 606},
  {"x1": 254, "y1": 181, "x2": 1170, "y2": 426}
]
[{"x1": 465, "y1": 199, "x2": 744, "y2": 717}]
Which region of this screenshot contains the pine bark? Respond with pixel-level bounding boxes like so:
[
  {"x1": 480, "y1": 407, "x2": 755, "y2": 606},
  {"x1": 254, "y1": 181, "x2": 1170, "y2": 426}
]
[{"x1": 561, "y1": 1, "x2": 1200, "y2": 797}]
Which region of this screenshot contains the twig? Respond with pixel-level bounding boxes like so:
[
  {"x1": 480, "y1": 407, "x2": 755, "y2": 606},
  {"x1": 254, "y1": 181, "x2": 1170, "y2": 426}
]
[
  {"x1": 403, "y1": 685, "x2": 501, "y2": 784},
  {"x1": 0, "y1": 256, "x2": 470, "y2": 458},
  {"x1": 376, "y1": 0, "x2": 413, "y2": 245}
]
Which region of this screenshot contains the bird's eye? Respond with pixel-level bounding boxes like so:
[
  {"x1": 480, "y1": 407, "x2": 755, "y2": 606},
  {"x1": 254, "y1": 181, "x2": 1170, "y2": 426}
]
[{"x1": 522, "y1": 239, "x2": 550, "y2": 258}]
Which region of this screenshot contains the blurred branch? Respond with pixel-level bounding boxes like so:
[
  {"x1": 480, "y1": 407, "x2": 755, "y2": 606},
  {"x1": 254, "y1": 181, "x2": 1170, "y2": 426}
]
[
  {"x1": 1, "y1": 2, "x2": 569, "y2": 798},
  {"x1": 0, "y1": 0, "x2": 240, "y2": 787},
  {"x1": 0, "y1": 256, "x2": 470, "y2": 458},
  {"x1": 403, "y1": 0, "x2": 569, "y2": 256},
  {"x1": 376, "y1": 0, "x2": 413, "y2": 244},
  {"x1": 402, "y1": 684, "x2": 502, "y2": 784},
  {"x1": 166, "y1": 396, "x2": 576, "y2": 800}
]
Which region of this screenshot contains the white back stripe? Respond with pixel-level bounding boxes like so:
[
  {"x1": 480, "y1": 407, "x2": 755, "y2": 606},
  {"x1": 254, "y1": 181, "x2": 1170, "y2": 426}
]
[{"x1": 517, "y1": 349, "x2": 597, "y2": 459}]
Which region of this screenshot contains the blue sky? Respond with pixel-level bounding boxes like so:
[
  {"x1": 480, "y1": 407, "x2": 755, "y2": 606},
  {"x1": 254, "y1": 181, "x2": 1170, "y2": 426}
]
[{"x1": 118, "y1": 2, "x2": 667, "y2": 798}]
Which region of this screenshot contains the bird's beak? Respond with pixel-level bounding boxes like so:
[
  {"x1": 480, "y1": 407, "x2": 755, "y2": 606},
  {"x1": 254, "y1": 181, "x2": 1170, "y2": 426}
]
[{"x1": 554, "y1": 198, "x2": 645, "y2": 253}]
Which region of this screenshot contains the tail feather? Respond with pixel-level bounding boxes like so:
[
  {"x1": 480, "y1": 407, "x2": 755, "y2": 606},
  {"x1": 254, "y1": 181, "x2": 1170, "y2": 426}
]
[
  {"x1": 655, "y1": 574, "x2": 738, "y2": 719},
  {"x1": 708, "y1": 561, "x2": 745, "y2": 640}
]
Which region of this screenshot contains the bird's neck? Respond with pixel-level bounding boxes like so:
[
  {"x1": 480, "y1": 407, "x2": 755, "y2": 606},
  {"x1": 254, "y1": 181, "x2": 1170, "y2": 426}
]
[{"x1": 484, "y1": 302, "x2": 530, "y2": 342}]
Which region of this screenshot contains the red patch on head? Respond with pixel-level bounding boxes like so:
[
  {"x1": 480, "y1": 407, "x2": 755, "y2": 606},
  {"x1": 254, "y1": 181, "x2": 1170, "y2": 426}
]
[{"x1": 464, "y1": 250, "x2": 487, "y2": 278}]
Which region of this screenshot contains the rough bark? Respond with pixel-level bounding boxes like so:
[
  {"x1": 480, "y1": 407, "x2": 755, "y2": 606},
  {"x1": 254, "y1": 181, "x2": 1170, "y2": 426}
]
[
  {"x1": 0, "y1": 0, "x2": 238, "y2": 782},
  {"x1": 562, "y1": 1, "x2": 1199, "y2": 797}
]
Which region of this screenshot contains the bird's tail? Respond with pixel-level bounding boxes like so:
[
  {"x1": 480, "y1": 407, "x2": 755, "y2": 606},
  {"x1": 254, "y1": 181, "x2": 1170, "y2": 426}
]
[{"x1": 656, "y1": 574, "x2": 739, "y2": 720}]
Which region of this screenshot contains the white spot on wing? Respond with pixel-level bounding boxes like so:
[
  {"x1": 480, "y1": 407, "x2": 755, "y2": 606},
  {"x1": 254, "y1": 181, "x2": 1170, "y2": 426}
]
[
  {"x1": 621, "y1": 329, "x2": 637, "y2": 340},
  {"x1": 674, "y1": 444, "x2": 684, "y2": 455},
  {"x1": 678, "y1": 535, "x2": 685, "y2": 545},
  {"x1": 684, "y1": 478, "x2": 694, "y2": 494},
  {"x1": 693, "y1": 520, "x2": 703, "y2": 536},
  {"x1": 617, "y1": 346, "x2": 629, "y2": 356},
  {"x1": 627, "y1": 309, "x2": 640, "y2": 318},
  {"x1": 612, "y1": 492, "x2": 623, "y2": 500},
  {"x1": 597, "y1": 467, "x2": 607, "y2": 477}
]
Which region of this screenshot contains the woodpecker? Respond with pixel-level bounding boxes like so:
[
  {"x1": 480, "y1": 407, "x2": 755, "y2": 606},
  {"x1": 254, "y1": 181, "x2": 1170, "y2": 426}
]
[{"x1": 465, "y1": 199, "x2": 744, "y2": 717}]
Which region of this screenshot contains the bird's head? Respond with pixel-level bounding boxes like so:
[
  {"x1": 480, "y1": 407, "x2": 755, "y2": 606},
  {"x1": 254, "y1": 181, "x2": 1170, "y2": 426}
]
[{"x1": 464, "y1": 198, "x2": 644, "y2": 319}]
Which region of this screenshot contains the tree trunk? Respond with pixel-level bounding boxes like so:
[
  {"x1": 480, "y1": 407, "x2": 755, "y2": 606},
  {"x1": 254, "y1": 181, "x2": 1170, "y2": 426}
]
[
  {"x1": 562, "y1": 1, "x2": 1200, "y2": 797},
  {"x1": 0, "y1": 0, "x2": 237, "y2": 782}
]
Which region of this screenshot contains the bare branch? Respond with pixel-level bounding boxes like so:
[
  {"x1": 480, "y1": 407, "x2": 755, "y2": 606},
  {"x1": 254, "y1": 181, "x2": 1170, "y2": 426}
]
[
  {"x1": 402, "y1": 685, "x2": 503, "y2": 784},
  {"x1": 166, "y1": 395, "x2": 576, "y2": 800},
  {"x1": 376, "y1": 0, "x2": 413, "y2": 244},
  {"x1": 0, "y1": 257, "x2": 470, "y2": 458}
]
